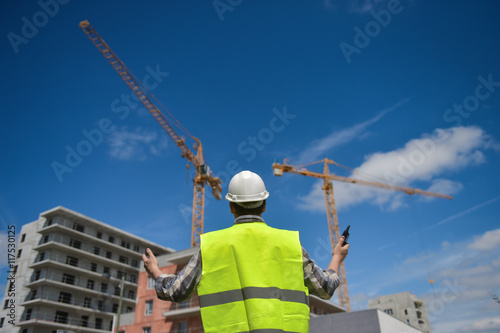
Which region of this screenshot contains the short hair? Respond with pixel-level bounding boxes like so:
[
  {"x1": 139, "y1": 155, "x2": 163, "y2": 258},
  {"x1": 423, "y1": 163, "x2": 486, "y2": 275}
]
[{"x1": 231, "y1": 200, "x2": 266, "y2": 216}]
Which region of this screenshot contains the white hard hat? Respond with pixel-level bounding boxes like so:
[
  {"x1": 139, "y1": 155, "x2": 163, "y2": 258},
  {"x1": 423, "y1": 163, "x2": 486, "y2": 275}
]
[{"x1": 225, "y1": 170, "x2": 269, "y2": 208}]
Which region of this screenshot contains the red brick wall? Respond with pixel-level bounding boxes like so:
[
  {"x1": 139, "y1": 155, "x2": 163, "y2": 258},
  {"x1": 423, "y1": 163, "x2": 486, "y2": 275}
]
[{"x1": 121, "y1": 265, "x2": 179, "y2": 332}]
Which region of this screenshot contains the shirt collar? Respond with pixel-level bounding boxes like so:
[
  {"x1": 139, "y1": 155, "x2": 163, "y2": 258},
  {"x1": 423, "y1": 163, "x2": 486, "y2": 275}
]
[{"x1": 233, "y1": 215, "x2": 265, "y2": 225}]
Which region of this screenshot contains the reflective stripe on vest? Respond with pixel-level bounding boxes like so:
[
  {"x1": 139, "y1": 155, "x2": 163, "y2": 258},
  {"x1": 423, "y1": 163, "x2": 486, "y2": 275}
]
[
  {"x1": 198, "y1": 222, "x2": 310, "y2": 333},
  {"x1": 199, "y1": 286, "x2": 309, "y2": 307}
]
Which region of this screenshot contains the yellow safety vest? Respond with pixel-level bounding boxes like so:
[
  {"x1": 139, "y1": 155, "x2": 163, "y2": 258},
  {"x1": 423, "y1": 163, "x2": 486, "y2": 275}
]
[{"x1": 198, "y1": 222, "x2": 310, "y2": 333}]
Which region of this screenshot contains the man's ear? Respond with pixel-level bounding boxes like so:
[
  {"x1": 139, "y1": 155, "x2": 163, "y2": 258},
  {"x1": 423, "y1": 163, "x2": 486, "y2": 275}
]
[
  {"x1": 262, "y1": 200, "x2": 266, "y2": 213},
  {"x1": 229, "y1": 202, "x2": 235, "y2": 214}
]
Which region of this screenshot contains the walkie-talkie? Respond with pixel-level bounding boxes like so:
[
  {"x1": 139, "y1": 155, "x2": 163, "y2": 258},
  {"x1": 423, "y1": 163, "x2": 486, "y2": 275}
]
[{"x1": 341, "y1": 225, "x2": 350, "y2": 246}]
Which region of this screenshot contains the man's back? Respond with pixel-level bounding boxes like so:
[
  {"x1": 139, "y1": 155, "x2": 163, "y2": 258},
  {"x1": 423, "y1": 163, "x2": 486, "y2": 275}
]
[{"x1": 198, "y1": 222, "x2": 310, "y2": 333}]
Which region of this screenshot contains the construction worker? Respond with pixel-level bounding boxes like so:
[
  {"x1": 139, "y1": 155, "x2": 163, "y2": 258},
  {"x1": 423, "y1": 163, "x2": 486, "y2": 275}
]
[{"x1": 143, "y1": 170, "x2": 349, "y2": 333}]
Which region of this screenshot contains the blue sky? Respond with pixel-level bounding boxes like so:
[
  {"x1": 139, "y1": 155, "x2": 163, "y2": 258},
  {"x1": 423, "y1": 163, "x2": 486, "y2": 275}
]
[{"x1": 1, "y1": 1, "x2": 500, "y2": 331}]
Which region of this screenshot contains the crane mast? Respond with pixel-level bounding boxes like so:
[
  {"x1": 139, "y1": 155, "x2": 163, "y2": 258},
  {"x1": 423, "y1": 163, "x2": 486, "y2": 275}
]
[
  {"x1": 321, "y1": 161, "x2": 350, "y2": 311},
  {"x1": 80, "y1": 20, "x2": 221, "y2": 247},
  {"x1": 272, "y1": 158, "x2": 452, "y2": 311}
]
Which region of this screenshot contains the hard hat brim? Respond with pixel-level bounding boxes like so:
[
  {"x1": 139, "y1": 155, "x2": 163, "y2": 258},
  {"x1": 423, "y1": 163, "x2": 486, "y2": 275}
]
[{"x1": 225, "y1": 190, "x2": 269, "y2": 203}]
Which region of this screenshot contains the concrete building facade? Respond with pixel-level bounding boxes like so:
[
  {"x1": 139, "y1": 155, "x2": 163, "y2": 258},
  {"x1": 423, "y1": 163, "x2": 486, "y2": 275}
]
[
  {"x1": 310, "y1": 309, "x2": 425, "y2": 333},
  {"x1": 368, "y1": 292, "x2": 432, "y2": 333},
  {"x1": 120, "y1": 248, "x2": 347, "y2": 333},
  {"x1": 0, "y1": 206, "x2": 173, "y2": 333}
]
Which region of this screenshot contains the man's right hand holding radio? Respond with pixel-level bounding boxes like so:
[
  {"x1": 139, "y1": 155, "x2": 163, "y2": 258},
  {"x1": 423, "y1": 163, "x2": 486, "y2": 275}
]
[{"x1": 328, "y1": 236, "x2": 349, "y2": 273}]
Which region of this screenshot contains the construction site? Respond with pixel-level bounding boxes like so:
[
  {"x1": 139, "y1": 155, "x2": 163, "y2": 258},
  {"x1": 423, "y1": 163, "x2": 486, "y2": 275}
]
[
  {"x1": 1, "y1": 2, "x2": 500, "y2": 333},
  {"x1": 0, "y1": 18, "x2": 458, "y2": 333}
]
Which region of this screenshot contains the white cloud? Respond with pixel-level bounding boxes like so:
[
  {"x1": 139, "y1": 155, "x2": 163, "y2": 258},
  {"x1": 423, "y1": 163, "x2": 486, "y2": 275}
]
[
  {"x1": 461, "y1": 317, "x2": 500, "y2": 332},
  {"x1": 108, "y1": 127, "x2": 168, "y2": 161},
  {"x1": 437, "y1": 264, "x2": 494, "y2": 282},
  {"x1": 356, "y1": 227, "x2": 500, "y2": 333},
  {"x1": 493, "y1": 255, "x2": 500, "y2": 267},
  {"x1": 356, "y1": 126, "x2": 486, "y2": 184},
  {"x1": 376, "y1": 196, "x2": 500, "y2": 253},
  {"x1": 441, "y1": 240, "x2": 451, "y2": 250},
  {"x1": 296, "y1": 99, "x2": 408, "y2": 165},
  {"x1": 297, "y1": 181, "x2": 326, "y2": 211},
  {"x1": 298, "y1": 126, "x2": 493, "y2": 212},
  {"x1": 349, "y1": 292, "x2": 376, "y2": 311},
  {"x1": 468, "y1": 229, "x2": 500, "y2": 251},
  {"x1": 427, "y1": 196, "x2": 500, "y2": 231},
  {"x1": 401, "y1": 251, "x2": 435, "y2": 266},
  {"x1": 423, "y1": 179, "x2": 463, "y2": 200},
  {"x1": 419, "y1": 233, "x2": 500, "y2": 332}
]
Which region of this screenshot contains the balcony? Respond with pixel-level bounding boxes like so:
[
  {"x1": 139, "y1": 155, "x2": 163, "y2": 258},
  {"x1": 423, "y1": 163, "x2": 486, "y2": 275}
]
[
  {"x1": 162, "y1": 297, "x2": 201, "y2": 319},
  {"x1": 28, "y1": 252, "x2": 138, "y2": 287},
  {"x1": 24, "y1": 278, "x2": 134, "y2": 307},
  {"x1": 40, "y1": 216, "x2": 147, "y2": 258},
  {"x1": 18, "y1": 311, "x2": 112, "y2": 332},
  {"x1": 23, "y1": 271, "x2": 136, "y2": 308},
  {"x1": 33, "y1": 236, "x2": 139, "y2": 273},
  {"x1": 20, "y1": 290, "x2": 119, "y2": 316}
]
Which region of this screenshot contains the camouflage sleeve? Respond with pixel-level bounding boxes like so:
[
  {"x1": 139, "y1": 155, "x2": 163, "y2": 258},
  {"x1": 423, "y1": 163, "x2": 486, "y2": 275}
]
[
  {"x1": 155, "y1": 249, "x2": 202, "y2": 302},
  {"x1": 302, "y1": 247, "x2": 340, "y2": 300}
]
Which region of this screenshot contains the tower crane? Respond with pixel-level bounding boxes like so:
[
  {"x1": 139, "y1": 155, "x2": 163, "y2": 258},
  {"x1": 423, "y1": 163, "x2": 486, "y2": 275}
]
[
  {"x1": 272, "y1": 158, "x2": 452, "y2": 311},
  {"x1": 80, "y1": 20, "x2": 222, "y2": 247}
]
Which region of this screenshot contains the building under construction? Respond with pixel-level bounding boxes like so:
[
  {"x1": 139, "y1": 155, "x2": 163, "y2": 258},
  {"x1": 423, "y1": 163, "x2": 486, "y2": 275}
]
[{"x1": 0, "y1": 206, "x2": 173, "y2": 333}]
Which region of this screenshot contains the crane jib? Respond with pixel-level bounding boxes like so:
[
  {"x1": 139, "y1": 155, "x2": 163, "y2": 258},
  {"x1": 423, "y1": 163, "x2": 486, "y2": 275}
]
[{"x1": 80, "y1": 20, "x2": 222, "y2": 248}]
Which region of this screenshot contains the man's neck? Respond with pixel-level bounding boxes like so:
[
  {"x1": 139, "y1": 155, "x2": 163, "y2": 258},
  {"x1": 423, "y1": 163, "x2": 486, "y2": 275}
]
[{"x1": 233, "y1": 215, "x2": 265, "y2": 224}]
